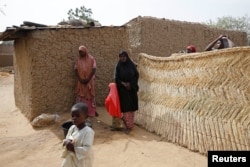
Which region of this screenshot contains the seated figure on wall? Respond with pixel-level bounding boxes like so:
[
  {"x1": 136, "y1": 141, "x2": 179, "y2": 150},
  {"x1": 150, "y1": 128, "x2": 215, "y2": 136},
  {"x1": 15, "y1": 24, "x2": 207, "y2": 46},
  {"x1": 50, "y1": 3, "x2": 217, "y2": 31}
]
[
  {"x1": 177, "y1": 45, "x2": 196, "y2": 54},
  {"x1": 205, "y1": 35, "x2": 235, "y2": 51},
  {"x1": 186, "y1": 45, "x2": 196, "y2": 53}
]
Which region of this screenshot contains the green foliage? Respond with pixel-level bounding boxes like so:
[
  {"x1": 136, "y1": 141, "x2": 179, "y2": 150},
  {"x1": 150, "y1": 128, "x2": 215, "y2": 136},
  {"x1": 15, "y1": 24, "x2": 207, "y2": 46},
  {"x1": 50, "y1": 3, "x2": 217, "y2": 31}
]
[
  {"x1": 206, "y1": 15, "x2": 250, "y2": 31},
  {"x1": 205, "y1": 15, "x2": 250, "y2": 45},
  {"x1": 67, "y1": 5, "x2": 96, "y2": 23}
]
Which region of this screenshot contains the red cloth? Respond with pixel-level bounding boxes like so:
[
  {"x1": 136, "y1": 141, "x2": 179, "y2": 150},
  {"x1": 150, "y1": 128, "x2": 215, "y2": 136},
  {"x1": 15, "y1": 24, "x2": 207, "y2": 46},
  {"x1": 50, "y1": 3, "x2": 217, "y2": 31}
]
[{"x1": 105, "y1": 83, "x2": 122, "y2": 118}]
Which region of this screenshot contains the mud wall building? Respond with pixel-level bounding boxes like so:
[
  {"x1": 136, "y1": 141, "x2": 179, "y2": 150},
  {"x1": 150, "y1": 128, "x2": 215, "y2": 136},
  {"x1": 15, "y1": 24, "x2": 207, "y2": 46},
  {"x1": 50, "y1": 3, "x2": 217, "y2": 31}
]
[
  {"x1": 13, "y1": 26, "x2": 128, "y2": 119},
  {"x1": 0, "y1": 16, "x2": 248, "y2": 120},
  {"x1": 126, "y1": 16, "x2": 247, "y2": 60}
]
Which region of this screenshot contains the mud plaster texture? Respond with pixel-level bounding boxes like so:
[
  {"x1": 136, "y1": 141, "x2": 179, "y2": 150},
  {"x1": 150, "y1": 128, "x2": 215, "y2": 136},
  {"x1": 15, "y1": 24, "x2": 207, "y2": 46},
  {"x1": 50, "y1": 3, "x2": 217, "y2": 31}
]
[{"x1": 9, "y1": 16, "x2": 248, "y2": 120}]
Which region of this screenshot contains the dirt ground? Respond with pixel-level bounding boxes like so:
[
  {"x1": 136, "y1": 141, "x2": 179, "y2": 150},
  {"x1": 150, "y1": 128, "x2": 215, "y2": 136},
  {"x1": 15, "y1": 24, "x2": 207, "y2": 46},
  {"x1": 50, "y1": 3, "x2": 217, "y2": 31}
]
[{"x1": 0, "y1": 73, "x2": 207, "y2": 167}]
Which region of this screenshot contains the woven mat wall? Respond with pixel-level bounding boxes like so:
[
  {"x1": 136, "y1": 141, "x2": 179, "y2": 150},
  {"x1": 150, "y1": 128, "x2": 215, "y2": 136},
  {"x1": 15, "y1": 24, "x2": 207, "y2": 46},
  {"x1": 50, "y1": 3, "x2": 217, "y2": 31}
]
[{"x1": 135, "y1": 47, "x2": 250, "y2": 154}]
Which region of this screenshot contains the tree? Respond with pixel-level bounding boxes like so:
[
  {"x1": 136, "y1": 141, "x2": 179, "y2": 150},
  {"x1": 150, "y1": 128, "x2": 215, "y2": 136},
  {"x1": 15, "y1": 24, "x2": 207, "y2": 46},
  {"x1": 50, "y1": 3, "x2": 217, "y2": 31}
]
[
  {"x1": 67, "y1": 5, "x2": 96, "y2": 23},
  {"x1": 205, "y1": 15, "x2": 250, "y2": 45}
]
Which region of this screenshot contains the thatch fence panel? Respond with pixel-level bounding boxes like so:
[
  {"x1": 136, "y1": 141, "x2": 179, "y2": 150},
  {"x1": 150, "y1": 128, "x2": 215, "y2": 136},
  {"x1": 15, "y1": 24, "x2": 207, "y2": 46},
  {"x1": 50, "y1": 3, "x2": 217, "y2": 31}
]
[{"x1": 135, "y1": 47, "x2": 250, "y2": 154}]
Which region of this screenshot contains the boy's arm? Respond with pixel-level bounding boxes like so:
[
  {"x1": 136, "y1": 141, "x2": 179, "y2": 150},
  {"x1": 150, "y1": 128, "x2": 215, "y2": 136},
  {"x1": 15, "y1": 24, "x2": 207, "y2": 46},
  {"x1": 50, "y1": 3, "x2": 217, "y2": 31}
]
[{"x1": 74, "y1": 129, "x2": 95, "y2": 160}]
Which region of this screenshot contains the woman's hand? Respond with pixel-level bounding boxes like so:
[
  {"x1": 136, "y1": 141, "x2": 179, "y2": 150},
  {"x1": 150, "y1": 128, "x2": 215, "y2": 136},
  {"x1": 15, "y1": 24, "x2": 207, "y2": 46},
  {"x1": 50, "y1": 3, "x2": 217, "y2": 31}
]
[
  {"x1": 122, "y1": 82, "x2": 131, "y2": 90},
  {"x1": 79, "y1": 78, "x2": 89, "y2": 84}
]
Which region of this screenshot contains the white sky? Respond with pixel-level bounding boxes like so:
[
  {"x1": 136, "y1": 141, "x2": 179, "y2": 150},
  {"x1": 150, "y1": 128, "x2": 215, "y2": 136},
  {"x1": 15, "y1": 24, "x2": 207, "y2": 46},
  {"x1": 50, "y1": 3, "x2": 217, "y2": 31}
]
[{"x1": 0, "y1": 0, "x2": 250, "y2": 32}]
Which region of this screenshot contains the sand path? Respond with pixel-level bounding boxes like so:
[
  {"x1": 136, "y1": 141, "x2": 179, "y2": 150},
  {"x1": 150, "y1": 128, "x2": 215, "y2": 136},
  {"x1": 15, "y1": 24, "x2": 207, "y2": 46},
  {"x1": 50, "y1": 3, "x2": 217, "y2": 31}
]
[{"x1": 0, "y1": 74, "x2": 207, "y2": 167}]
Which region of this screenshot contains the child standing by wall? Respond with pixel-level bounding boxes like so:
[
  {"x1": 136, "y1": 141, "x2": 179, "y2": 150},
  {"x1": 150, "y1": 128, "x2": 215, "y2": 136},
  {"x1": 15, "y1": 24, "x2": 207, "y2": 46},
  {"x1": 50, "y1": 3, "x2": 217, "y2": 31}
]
[{"x1": 61, "y1": 102, "x2": 95, "y2": 167}]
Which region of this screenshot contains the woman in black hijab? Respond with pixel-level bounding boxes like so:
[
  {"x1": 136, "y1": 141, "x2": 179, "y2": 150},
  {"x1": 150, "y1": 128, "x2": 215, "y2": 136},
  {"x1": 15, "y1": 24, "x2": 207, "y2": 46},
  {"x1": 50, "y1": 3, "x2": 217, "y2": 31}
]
[{"x1": 115, "y1": 51, "x2": 139, "y2": 134}]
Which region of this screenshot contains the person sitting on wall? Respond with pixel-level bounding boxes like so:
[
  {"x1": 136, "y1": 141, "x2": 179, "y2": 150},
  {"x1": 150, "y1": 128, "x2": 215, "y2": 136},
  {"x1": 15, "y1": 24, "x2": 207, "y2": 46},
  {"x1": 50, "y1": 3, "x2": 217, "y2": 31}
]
[
  {"x1": 177, "y1": 45, "x2": 196, "y2": 54},
  {"x1": 186, "y1": 45, "x2": 196, "y2": 53},
  {"x1": 205, "y1": 35, "x2": 235, "y2": 51}
]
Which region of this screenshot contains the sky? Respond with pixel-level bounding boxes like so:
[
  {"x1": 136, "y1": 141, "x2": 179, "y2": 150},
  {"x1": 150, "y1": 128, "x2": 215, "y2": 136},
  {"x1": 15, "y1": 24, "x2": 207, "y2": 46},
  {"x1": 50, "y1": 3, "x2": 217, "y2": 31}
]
[{"x1": 0, "y1": 0, "x2": 250, "y2": 32}]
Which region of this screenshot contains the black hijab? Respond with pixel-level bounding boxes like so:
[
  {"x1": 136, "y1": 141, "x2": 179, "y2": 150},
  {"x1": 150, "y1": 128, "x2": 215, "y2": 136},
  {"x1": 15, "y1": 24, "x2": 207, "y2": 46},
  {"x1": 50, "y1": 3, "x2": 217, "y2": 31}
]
[{"x1": 115, "y1": 51, "x2": 139, "y2": 91}]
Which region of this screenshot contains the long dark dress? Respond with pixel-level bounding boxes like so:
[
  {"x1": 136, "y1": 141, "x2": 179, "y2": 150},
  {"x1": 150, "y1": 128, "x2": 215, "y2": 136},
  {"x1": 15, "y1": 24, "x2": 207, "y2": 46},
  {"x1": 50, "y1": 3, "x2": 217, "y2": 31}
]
[{"x1": 115, "y1": 57, "x2": 139, "y2": 113}]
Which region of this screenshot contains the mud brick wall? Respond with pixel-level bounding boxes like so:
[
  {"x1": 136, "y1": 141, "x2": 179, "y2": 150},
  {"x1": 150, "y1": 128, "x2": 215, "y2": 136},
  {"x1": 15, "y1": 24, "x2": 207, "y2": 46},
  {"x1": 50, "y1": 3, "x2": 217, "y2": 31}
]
[
  {"x1": 12, "y1": 16, "x2": 248, "y2": 120},
  {"x1": 14, "y1": 27, "x2": 128, "y2": 120},
  {"x1": 126, "y1": 16, "x2": 248, "y2": 61}
]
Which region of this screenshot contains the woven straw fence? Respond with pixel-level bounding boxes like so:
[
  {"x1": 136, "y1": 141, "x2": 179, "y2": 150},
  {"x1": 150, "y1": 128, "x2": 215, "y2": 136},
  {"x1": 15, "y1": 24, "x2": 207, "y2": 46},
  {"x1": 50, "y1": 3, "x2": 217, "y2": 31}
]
[{"x1": 135, "y1": 47, "x2": 250, "y2": 154}]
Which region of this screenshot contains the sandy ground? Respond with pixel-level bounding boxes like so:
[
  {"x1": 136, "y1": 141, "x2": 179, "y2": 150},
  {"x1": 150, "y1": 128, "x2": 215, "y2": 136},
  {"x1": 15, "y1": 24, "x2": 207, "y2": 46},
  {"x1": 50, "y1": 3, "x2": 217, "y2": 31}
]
[{"x1": 0, "y1": 73, "x2": 207, "y2": 167}]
